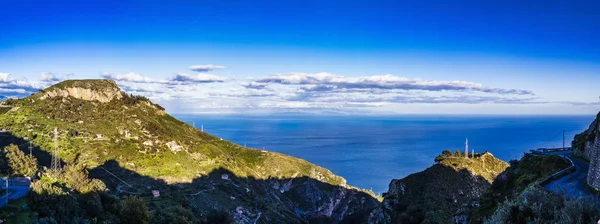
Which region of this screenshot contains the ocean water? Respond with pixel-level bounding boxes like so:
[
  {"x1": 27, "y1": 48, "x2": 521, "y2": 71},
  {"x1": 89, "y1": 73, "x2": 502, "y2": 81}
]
[{"x1": 173, "y1": 114, "x2": 594, "y2": 194}]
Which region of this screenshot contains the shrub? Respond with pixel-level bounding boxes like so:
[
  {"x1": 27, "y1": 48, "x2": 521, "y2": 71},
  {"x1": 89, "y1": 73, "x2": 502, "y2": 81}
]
[
  {"x1": 61, "y1": 163, "x2": 106, "y2": 193},
  {"x1": 152, "y1": 206, "x2": 196, "y2": 224},
  {"x1": 202, "y1": 210, "x2": 234, "y2": 224},
  {"x1": 120, "y1": 196, "x2": 151, "y2": 224},
  {"x1": 441, "y1": 150, "x2": 453, "y2": 157},
  {"x1": 485, "y1": 187, "x2": 600, "y2": 224}
]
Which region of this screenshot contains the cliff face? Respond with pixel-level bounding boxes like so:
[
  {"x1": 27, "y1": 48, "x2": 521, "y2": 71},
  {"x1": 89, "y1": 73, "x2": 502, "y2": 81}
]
[
  {"x1": 576, "y1": 113, "x2": 600, "y2": 191},
  {"x1": 573, "y1": 112, "x2": 600, "y2": 160},
  {"x1": 369, "y1": 152, "x2": 508, "y2": 224},
  {"x1": 38, "y1": 79, "x2": 123, "y2": 102}
]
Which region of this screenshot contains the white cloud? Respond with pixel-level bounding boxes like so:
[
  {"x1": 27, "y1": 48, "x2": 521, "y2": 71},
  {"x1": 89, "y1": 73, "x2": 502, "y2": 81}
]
[
  {"x1": 101, "y1": 72, "x2": 164, "y2": 84},
  {"x1": 255, "y1": 72, "x2": 535, "y2": 95},
  {"x1": 167, "y1": 72, "x2": 227, "y2": 84},
  {"x1": 40, "y1": 72, "x2": 62, "y2": 82},
  {"x1": 0, "y1": 72, "x2": 42, "y2": 97},
  {"x1": 242, "y1": 81, "x2": 268, "y2": 89},
  {"x1": 0, "y1": 73, "x2": 11, "y2": 82},
  {"x1": 117, "y1": 82, "x2": 166, "y2": 94},
  {"x1": 0, "y1": 88, "x2": 28, "y2": 94},
  {"x1": 189, "y1": 64, "x2": 226, "y2": 72}
]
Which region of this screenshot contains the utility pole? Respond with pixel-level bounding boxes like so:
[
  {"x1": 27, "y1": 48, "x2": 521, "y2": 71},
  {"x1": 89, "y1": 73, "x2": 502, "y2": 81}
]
[
  {"x1": 201, "y1": 125, "x2": 204, "y2": 132},
  {"x1": 28, "y1": 141, "x2": 33, "y2": 158},
  {"x1": 563, "y1": 129, "x2": 565, "y2": 149}
]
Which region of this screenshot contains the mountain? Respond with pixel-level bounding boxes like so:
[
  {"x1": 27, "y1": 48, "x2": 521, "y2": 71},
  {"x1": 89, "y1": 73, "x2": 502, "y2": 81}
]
[
  {"x1": 0, "y1": 79, "x2": 379, "y2": 223},
  {"x1": 368, "y1": 152, "x2": 508, "y2": 224}
]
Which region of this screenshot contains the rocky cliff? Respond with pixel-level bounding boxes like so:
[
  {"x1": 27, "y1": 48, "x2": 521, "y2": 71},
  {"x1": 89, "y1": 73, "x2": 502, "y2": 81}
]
[
  {"x1": 573, "y1": 112, "x2": 600, "y2": 191},
  {"x1": 38, "y1": 79, "x2": 123, "y2": 102},
  {"x1": 572, "y1": 112, "x2": 600, "y2": 160},
  {"x1": 369, "y1": 152, "x2": 508, "y2": 224}
]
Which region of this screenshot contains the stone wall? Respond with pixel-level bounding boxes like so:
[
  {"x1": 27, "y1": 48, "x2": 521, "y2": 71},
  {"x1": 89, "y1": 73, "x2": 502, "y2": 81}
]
[{"x1": 587, "y1": 120, "x2": 600, "y2": 190}]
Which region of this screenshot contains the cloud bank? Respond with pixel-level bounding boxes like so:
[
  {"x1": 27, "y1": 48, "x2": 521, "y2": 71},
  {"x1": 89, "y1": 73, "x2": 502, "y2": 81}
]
[
  {"x1": 255, "y1": 73, "x2": 534, "y2": 95},
  {"x1": 101, "y1": 72, "x2": 162, "y2": 83},
  {"x1": 0, "y1": 72, "x2": 42, "y2": 96},
  {"x1": 189, "y1": 64, "x2": 226, "y2": 72},
  {"x1": 5, "y1": 66, "x2": 592, "y2": 114}
]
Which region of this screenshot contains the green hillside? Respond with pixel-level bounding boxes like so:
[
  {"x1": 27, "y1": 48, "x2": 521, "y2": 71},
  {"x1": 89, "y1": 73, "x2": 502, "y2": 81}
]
[
  {"x1": 1, "y1": 79, "x2": 345, "y2": 185},
  {"x1": 0, "y1": 79, "x2": 378, "y2": 223}
]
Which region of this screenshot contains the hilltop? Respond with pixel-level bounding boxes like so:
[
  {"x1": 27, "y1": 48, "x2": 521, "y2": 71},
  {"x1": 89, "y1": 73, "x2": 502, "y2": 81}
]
[
  {"x1": 369, "y1": 151, "x2": 508, "y2": 223},
  {"x1": 0, "y1": 79, "x2": 379, "y2": 223}
]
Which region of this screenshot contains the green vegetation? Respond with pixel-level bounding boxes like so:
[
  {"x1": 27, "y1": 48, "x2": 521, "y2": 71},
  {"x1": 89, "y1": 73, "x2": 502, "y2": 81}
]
[
  {"x1": 120, "y1": 196, "x2": 152, "y2": 224},
  {"x1": 485, "y1": 187, "x2": 600, "y2": 224},
  {"x1": 435, "y1": 151, "x2": 509, "y2": 183},
  {"x1": 0, "y1": 198, "x2": 32, "y2": 223},
  {"x1": 0, "y1": 80, "x2": 346, "y2": 186},
  {"x1": 473, "y1": 154, "x2": 571, "y2": 221},
  {"x1": 4, "y1": 144, "x2": 38, "y2": 177}
]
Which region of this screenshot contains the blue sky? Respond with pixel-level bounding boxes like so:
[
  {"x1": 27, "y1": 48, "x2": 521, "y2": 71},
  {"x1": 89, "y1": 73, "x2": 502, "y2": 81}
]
[{"x1": 1, "y1": 0, "x2": 599, "y2": 114}]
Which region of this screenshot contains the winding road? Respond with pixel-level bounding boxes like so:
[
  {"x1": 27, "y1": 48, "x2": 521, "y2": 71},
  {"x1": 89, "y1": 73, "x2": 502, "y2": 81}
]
[{"x1": 543, "y1": 150, "x2": 594, "y2": 198}]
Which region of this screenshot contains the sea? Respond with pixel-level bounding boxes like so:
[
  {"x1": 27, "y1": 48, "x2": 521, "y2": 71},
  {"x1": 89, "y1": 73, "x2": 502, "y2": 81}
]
[{"x1": 173, "y1": 114, "x2": 594, "y2": 194}]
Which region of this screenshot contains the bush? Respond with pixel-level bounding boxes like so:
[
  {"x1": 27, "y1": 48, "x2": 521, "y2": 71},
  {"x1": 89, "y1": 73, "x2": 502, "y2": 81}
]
[
  {"x1": 485, "y1": 187, "x2": 600, "y2": 224},
  {"x1": 202, "y1": 210, "x2": 234, "y2": 224},
  {"x1": 441, "y1": 150, "x2": 453, "y2": 157},
  {"x1": 27, "y1": 180, "x2": 81, "y2": 222},
  {"x1": 61, "y1": 163, "x2": 106, "y2": 193},
  {"x1": 152, "y1": 206, "x2": 196, "y2": 224},
  {"x1": 120, "y1": 196, "x2": 151, "y2": 224}
]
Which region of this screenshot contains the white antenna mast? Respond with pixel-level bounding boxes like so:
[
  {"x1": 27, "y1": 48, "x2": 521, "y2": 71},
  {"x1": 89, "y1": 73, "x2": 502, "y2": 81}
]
[{"x1": 465, "y1": 138, "x2": 469, "y2": 158}]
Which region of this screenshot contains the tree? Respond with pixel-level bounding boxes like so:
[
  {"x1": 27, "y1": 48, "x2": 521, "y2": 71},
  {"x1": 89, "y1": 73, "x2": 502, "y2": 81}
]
[
  {"x1": 62, "y1": 163, "x2": 106, "y2": 193},
  {"x1": 152, "y1": 206, "x2": 196, "y2": 224},
  {"x1": 454, "y1": 149, "x2": 462, "y2": 157},
  {"x1": 203, "y1": 210, "x2": 234, "y2": 224},
  {"x1": 434, "y1": 155, "x2": 445, "y2": 163},
  {"x1": 441, "y1": 150, "x2": 453, "y2": 157},
  {"x1": 120, "y1": 196, "x2": 151, "y2": 224},
  {"x1": 4, "y1": 144, "x2": 38, "y2": 176}
]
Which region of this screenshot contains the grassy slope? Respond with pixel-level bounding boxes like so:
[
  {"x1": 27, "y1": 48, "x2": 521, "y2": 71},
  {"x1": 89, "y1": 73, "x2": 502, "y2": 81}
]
[
  {"x1": 0, "y1": 80, "x2": 346, "y2": 186},
  {"x1": 438, "y1": 152, "x2": 509, "y2": 183}
]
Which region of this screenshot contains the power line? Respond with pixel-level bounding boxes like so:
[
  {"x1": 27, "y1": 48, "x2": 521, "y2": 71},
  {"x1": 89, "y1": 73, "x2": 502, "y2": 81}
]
[
  {"x1": 98, "y1": 166, "x2": 133, "y2": 188},
  {"x1": 532, "y1": 130, "x2": 564, "y2": 150},
  {"x1": 50, "y1": 128, "x2": 61, "y2": 172}
]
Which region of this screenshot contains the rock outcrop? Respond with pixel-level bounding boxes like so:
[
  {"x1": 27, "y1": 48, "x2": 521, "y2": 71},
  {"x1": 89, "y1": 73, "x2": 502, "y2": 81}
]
[
  {"x1": 574, "y1": 112, "x2": 600, "y2": 191},
  {"x1": 369, "y1": 152, "x2": 508, "y2": 224},
  {"x1": 38, "y1": 79, "x2": 123, "y2": 103}
]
